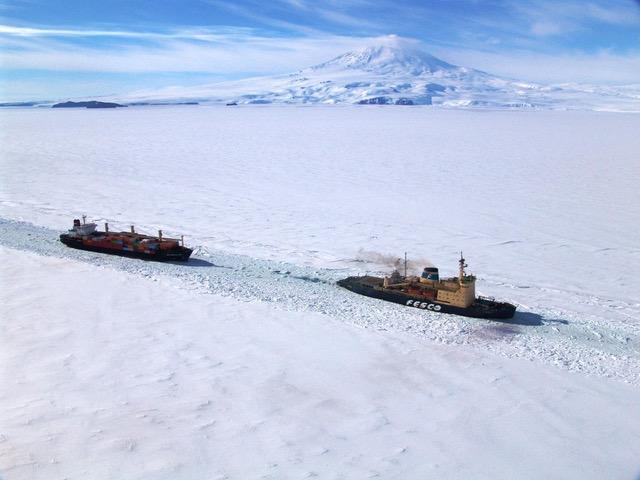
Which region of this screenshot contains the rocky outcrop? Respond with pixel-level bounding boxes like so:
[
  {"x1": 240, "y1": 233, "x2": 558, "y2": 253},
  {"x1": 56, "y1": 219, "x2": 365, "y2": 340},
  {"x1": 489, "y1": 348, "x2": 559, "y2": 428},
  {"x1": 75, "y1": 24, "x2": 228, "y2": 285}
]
[{"x1": 52, "y1": 101, "x2": 126, "y2": 109}]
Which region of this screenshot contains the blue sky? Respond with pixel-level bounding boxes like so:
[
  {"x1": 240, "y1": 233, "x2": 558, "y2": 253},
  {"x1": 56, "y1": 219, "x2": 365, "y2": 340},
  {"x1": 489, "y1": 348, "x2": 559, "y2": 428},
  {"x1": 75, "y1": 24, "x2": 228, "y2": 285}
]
[{"x1": 1, "y1": 0, "x2": 639, "y2": 100}]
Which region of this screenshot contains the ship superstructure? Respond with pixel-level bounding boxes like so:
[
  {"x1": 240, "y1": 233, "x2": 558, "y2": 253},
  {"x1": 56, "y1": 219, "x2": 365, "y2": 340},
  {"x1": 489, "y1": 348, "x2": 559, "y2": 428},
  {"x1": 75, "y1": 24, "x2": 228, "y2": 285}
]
[{"x1": 60, "y1": 216, "x2": 192, "y2": 261}]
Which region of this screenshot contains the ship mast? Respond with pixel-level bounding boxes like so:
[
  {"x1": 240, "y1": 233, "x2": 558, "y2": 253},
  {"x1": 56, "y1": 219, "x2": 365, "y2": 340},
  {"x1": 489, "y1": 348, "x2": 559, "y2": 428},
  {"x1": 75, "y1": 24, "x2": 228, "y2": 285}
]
[
  {"x1": 404, "y1": 252, "x2": 408, "y2": 278},
  {"x1": 458, "y1": 251, "x2": 467, "y2": 284}
]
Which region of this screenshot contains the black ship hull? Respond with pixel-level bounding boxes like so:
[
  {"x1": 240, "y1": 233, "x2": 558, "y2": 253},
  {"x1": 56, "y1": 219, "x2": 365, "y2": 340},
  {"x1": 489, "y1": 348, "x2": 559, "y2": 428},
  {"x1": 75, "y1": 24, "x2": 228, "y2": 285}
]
[
  {"x1": 337, "y1": 276, "x2": 516, "y2": 320},
  {"x1": 60, "y1": 235, "x2": 193, "y2": 262}
]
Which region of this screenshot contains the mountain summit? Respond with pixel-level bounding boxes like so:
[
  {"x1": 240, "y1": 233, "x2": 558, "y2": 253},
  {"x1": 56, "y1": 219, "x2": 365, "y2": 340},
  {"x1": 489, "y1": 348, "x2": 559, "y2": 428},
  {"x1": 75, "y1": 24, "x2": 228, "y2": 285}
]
[{"x1": 311, "y1": 42, "x2": 458, "y2": 76}]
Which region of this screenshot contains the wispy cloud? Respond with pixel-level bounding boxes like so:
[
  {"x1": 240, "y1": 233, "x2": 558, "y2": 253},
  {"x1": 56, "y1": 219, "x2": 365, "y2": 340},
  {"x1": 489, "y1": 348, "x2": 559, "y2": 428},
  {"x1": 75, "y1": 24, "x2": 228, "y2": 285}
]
[
  {"x1": 202, "y1": 0, "x2": 333, "y2": 35},
  {"x1": 205, "y1": 0, "x2": 385, "y2": 33},
  {"x1": 431, "y1": 45, "x2": 640, "y2": 84},
  {"x1": 0, "y1": 25, "x2": 375, "y2": 74},
  {"x1": 0, "y1": 24, "x2": 257, "y2": 40},
  {"x1": 510, "y1": 0, "x2": 640, "y2": 37}
]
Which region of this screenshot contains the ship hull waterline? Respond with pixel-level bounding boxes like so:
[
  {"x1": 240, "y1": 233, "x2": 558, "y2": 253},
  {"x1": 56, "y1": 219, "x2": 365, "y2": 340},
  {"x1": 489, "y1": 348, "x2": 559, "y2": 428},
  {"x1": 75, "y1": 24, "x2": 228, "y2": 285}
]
[
  {"x1": 337, "y1": 276, "x2": 516, "y2": 320},
  {"x1": 60, "y1": 235, "x2": 193, "y2": 262}
]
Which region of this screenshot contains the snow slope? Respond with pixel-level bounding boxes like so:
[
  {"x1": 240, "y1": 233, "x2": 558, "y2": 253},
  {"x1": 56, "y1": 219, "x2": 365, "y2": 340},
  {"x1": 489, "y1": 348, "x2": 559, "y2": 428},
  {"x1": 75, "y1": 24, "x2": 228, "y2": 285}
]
[
  {"x1": 2, "y1": 246, "x2": 640, "y2": 480},
  {"x1": 114, "y1": 39, "x2": 640, "y2": 111}
]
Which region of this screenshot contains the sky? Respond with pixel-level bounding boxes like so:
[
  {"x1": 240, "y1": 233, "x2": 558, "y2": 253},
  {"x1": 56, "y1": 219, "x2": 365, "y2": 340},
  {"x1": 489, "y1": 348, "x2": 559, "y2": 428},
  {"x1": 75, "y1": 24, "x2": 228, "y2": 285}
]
[{"x1": 0, "y1": 0, "x2": 639, "y2": 101}]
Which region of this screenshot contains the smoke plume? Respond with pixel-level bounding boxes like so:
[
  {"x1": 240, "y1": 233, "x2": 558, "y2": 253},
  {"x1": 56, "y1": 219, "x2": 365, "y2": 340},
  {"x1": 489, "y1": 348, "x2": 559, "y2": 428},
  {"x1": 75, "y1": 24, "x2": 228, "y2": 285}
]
[{"x1": 355, "y1": 248, "x2": 433, "y2": 275}]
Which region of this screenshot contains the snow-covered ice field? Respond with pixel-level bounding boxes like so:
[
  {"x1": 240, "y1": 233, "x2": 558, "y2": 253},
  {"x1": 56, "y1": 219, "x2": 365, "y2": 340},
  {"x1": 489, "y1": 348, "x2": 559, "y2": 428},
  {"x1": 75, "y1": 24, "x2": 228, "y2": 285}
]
[
  {"x1": 1, "y1": 106, "x2": 639, "y2": 478},
  {"x1": 2, "y1": 246, "x2": 640, "y2": 479}
]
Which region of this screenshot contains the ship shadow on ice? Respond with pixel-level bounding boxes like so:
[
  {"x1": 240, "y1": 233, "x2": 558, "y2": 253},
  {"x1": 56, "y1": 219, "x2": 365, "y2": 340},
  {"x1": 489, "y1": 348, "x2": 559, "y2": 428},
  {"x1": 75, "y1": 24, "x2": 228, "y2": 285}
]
[
  {"x1": 168, "y1": 258, "x2": 217, "y2": 267},
  {"x1": 501, "y1": 311, "x2": 543, "y2": 326},
  {"x1": 501, "y1": 311, "x2": 569, "y2": 327},
  {"x1": 473, "y1": 312, "x2": 570, "y2": 341}
]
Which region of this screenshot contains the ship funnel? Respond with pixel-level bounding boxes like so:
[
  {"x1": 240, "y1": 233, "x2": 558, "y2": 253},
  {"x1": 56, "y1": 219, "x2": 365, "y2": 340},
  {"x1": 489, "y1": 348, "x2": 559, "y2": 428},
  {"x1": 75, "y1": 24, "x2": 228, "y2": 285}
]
[
  {"x1": 158, "y1": 230, "x2": 163, "y2": 240},
  {"x1": 422, "y1": 267, "x2": 439, "y2": 281},
  {"x1": 130, "y1": 225, "x2": 135, "y2": 233},
  {"x1": 105, "y1": 222, "x2": 109, "y2": 233}
]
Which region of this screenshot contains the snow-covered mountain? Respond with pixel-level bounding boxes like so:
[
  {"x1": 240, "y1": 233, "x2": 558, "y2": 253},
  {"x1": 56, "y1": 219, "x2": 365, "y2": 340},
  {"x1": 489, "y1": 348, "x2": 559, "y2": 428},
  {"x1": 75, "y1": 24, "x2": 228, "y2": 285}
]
[
  {"x1": 119, "y1": 39, "x2": 639, "y2": 111},
  {"x1": 310, "y1": 42, "x2": 458, "y2": 76}
]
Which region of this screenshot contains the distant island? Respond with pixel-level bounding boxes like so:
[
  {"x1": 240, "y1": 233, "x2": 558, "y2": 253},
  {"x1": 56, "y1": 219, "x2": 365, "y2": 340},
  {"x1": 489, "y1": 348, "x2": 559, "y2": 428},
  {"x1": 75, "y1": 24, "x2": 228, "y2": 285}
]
[
  {"x1": 0, "y1": 102, "x2": 38, "y2": 107},
  {"x1": 52, "y1": 101, "x2": 126, "y2": 109}
]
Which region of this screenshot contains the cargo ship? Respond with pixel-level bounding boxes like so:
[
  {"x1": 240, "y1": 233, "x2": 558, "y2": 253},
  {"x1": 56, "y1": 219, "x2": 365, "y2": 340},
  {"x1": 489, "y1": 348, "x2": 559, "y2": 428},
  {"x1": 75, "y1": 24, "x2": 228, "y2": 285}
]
[
  {"x1": 60, "y1": 216, "x2": 193, "y2": 261},
  {"x1": 337, "y1": 253, "x2": 516, "y2": 320}
]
